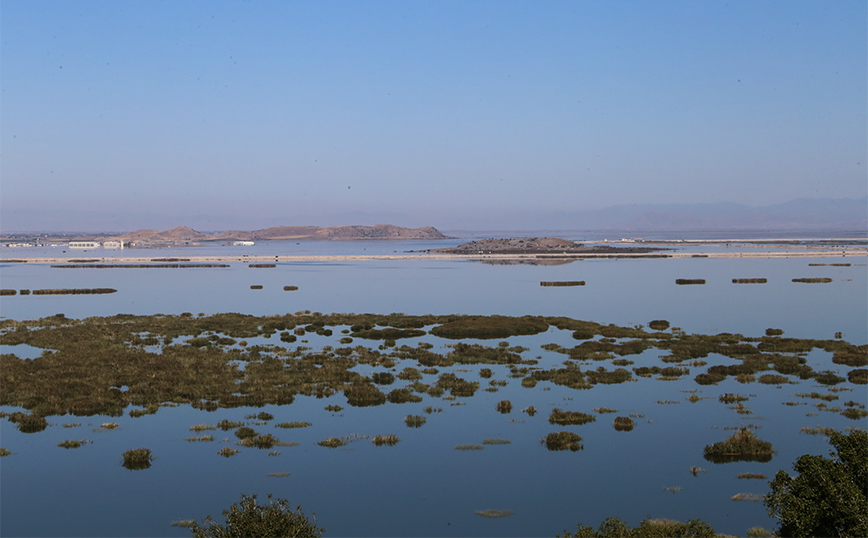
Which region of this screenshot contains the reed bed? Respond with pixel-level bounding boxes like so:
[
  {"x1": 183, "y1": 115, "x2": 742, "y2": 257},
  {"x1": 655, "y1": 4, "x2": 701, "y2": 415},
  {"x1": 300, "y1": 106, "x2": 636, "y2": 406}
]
[
  {"x1": 249, "y1": 264, "x2": 276, "y2": 268},
  {"x1": 51, "y1": 263, "x2": 229, "y2": 268},
  {"x1": 283, "y1": 286, "x2": 299, "y2": 291},
  {"x1": 675, "y1": 279, "x2": 705, "y2": 285},
  {"x1": 792, "y1": 277, "x2": 832, "y2": 283},
  {"x1": 548, "y1": 409, "x2": 596, "y2": 425},
  {"x1": 217, "y1": 447, "x2": 239, "y2": 457},
  {"x1": 275, "y1": 421, "x2": 312, "y2": 429},
  {"x1": 372, "y1": 434, "x2": 400, "y2": 446},
  {"x1": 613, "y1": 416, "x2": 634, "y2": 431},
  {"x1": 542, "y1": 431, "x2": 583, "y2": 451},
  {"x1": 703, "y1": 428, "x2": 774, "y2": 463},
  {"x1": 540, "y1": 281, "x2": 585, "y2": 287},
  {"x1": 122, "y1": 448, "x2": 153, "y2": 470},
  {"x1": 475, "y1": 510, "x2": 513, "y2": 518},
  {"x1": 733, "y1": 278, "x2": 767, "y2": 284},
  {"x1": 31, "y1": 288, "x2": 117, "y2": 295}
]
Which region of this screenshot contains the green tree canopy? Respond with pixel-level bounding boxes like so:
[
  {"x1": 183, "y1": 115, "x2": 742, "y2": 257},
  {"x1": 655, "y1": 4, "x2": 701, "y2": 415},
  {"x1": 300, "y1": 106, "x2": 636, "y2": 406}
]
[{"x1": 764, "y1": 430, "x2": 867, "y2": 537}]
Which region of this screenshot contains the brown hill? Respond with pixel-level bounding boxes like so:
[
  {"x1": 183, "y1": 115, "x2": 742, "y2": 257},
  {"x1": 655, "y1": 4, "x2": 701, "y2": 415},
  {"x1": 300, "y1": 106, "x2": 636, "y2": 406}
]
[{"x1": 113, "y1": 225, "x2": 447, "y2": 242}]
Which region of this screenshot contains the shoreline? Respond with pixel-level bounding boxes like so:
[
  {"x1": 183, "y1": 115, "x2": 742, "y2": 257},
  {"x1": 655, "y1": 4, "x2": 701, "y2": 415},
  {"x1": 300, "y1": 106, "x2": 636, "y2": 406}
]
[{"x1": 1, "y1": 248, "x2": 866, "y2": 264}]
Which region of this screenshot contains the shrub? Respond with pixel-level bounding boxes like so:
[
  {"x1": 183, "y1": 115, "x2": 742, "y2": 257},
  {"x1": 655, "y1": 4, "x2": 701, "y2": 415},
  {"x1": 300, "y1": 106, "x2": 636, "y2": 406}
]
[
  {"x1": 372, "y1": 435, "x2": 400, "y2": 446},
  {"x1": 765, "y1": 430, "x2": 867, "y2": 537},
  {"x1": 189, "y1": 493, "x2": 322, "y2": 538},
  {"x1": 704, "y1": 428, "x2": 774, "y2": 463},
  {"x1": 122, "y1": 448, "x2": 152, "y2": 470},
  {"x1": 558, "y1": 516, "x2": 716, "y2": 537},
  {"x1": 549, "y1": 409, "x2": 595, "y2": 425},
  {"x1": 613, "y1": 416, "x2": 634, "y2": 431},
  {"x1": 542, "y1": 431, "x2": 583, "y2": 451}
]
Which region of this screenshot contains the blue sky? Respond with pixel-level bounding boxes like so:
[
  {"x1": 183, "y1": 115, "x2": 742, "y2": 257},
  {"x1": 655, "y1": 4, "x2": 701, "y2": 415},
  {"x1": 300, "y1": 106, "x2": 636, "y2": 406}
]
[{"x1": 1, "y1": 0, "x2": 866, "y2": 231}]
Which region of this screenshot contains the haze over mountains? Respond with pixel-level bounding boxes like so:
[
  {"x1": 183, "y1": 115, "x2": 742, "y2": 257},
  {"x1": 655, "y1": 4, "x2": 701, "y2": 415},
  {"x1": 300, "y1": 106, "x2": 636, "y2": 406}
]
[{"x1": 1, "y1": 197, "x2": 864, "y2": 234}]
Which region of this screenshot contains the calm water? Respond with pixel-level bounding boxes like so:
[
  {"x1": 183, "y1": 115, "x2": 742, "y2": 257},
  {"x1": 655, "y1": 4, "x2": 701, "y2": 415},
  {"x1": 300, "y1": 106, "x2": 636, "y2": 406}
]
[{"x1": 1, "y1": 234, "x2": 866, "y2": 537}]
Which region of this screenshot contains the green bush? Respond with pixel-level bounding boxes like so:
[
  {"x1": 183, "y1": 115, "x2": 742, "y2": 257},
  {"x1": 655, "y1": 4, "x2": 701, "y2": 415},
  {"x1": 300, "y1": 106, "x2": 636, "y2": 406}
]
[
  {"x1": 189, "y1": 493, "x2": 322, "y2": 538},
  {"x1": 558, "y1": 516, "x2": 716, "y2": 537},
  {"x1": 765, "y1": 430, "x2": 867, "y2": 537}
]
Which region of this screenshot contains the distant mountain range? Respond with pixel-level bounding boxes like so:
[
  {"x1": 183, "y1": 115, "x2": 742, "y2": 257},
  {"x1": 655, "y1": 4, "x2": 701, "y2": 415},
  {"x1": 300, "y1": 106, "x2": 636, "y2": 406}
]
[
  {"x1": 465, "y1": 197, "x2": 868, "y2": 232},
  {"x1": 111, "y1": 224, "x2": 447, "y2": 242}
]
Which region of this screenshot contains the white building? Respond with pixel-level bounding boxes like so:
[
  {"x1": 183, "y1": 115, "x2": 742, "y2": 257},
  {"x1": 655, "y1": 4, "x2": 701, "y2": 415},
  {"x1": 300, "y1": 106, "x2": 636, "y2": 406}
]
[{"x1": 69, "y1": 241, "x2": 100, "y2": 249}]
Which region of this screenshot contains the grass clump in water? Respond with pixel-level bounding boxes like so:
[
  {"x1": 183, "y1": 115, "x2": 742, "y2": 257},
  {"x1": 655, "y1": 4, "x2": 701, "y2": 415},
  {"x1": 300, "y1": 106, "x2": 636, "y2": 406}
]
[
  {"x1": 542, "y1": 431, "x2": 583, "y2": 451},
  {"x1": 738, "y1": 473, "x2": 767, "y2": 479},
  {"x1": 372, "y1": 434, "x2": 400, "y2": 446},
  {"x1": 122, "y1": 448, "x2": 153, "y2": 470},
  {"x1": 240, "y1": 434, "x2": 279, "y2": 449},
  {"x1": 217, "y1": 447, "x2": 239, "y2": 457},
  {"x1": 317, "y1": 437, "x2": 347, "y2": 448},
  {"x1": 483, "y1": 438, "x2": 511, "y2": 445},
  {"x1": 703, "y1": 428, "x2": 774, "y2": 463},
  {"x1": 475, "y1": 509, "x2": 513, "y2": 518},
  {"x1": 455, "y1": 444, "x2": 484, "y2": 450},
  {"x1": 496, "y1": 400, "x2": 513, "y2": 414},
  {"x1": 58, "y1": 440, "x2": 86, "y2": 449},
  {"x1": 0, "y1": 448, "x2": 10, "y2": 457},
  {"x1": 275, "y1": 421, "x2": 312, "y2": 429},
  {"x1": 613, "y1": 416, "x2": 634, "y2": 431},
  {"x1": 548, "y1": 409, "x2": 595, "y2": 426},
  {"x1": 405, "y1": 415, "x2": 427, "y2": 428},
  {"x1": 186, "y1": 435, "x2": 214, "y2": 442}
]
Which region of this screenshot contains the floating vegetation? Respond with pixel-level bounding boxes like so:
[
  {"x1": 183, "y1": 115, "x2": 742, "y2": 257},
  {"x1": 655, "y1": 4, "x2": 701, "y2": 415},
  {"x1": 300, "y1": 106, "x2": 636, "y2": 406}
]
[
  {"x1": 325, "y1": 405, "x2": 343, "y2": 412},
  {"x1": 250, "y1": 285, "x2": 263, "y2": 290},
  {"x1": 63, "y1": 423, "x2": 81, "y2": 428},
  {"x1": 648, "y1": 320, "x2": 670, "y2": 331},
  {"x1": 738, "y1": 473, "x2": 767, "y2": 479},
  {"x1": 675, "y1": 279, "x2": 705, "y2": 285},
  {"x1": 496, "y1": 400, "x2": 513, "y2": 414},
  {"x1": 185, "y1": 435, "x2": 214, "y2": 442},
  {"x1": 719, "y1": 394, "x2": 749, "y2": 404},
  {"x1": 249, "y1": 264, "x2": 276, "y2": 268},
  {"x1": 7, "y1": 413, "x2": 49, "y2": 433},
  {"x1": 542, "y1": 431, "x2": 583, "y2": 451},
  {"x1": 122, "y1": 448, "x2": 153, "y2": 470},
  {"x1": 795, "y1": 392, "x2": 838, "y2": 401},
  {"x1": 758, "y1": 374, "x2": 791, "y2": 385},
  {"x1": 689, "y1": 466, "x2": 706, "y2": 476},
  {"x1": 58, "y1": 440, "x2": 87, "y2": 449},
  {"x1": 246, "y1": 412, "x2": 274, "y2": 421},
  {"x1": 475, "y1": 509, "x2": 513, "y2": 518},
  {"x1": 275, "y1": 421, "x2": 312, "y2": 429},
  {"x1": 0, "y1": 289, "x2": 16, "y2": 295},
  {"x1": 731, "y1": 493, "x2": 764, "y2": 502},
  {"x1": 540, "y1": 281, "x2": 585, "y2": 287},
  {"x1": 216, "y1": 420, "x2": 244, "y2": 430},
  {"x1": 593, "y1": 407, "x2": 617, "y2": 414},
  {"x1": 170, "y1": 520, "x2": 196, "y2": 528},
  {"x1": 549, "y1": 409, "x2": 596, "y2": 425},
  {"x1": 523, "y1": 406, "x2": 537, "y2": 416},
  {"x1": 266, "y1": 472, "x2": 291, "y2": 477},
  {"x1": 842, "y1": 408, "x2": 868, "y2": 420},
  {"x1": 405, "y1": 415, "x2": 427, "y2": 428},
  {"x1": 190, "y1": 424, "x2": 217, "y2": 432},
  {"x1": 283, "y1": 286, "x2": 299, "y2": 291},
  {"x1": 317, "y1": 437, "x2": 347, "y2": 448},
  {"x1": 662, "y1": 485, "x2": 683, "y2": 494},
  {"x1": 372, "y1": 434, "x2": 400, "y2": 446},
  {"x1": 430, "y1": 315, "x2": 548, "y2": 339},
  {"x1": 0, "y1": 448, "x2": 9, "y2": 457},
  {"x1": 455, "y1": 444, "x2": 484, "y2": 450},
  {"x1": 101, "y1": 422, "x2": 119, "y2": 430},
  {"x1": 483, "y1": 439, "x2": 511, "y2": 445},
  {"x1": 234, "y1": 427, "x2": 257, "y2": 439},
  {"x1": 733, "y1": 278, "x2": 767, "y2": 284},
  {"x1": 613, "y1": 416, "x2": 634, "y2": 432},
  {"x1": 848, "y1": 369, "x2": 868, "y2": 384},
  {"x1": 688, "y1": 394, "x2": 702, "y2": 403},
  {"x1": 657, "y1": 400, "x2": 680, "y2": 405},
  {"x1": 792, "y1": 277, "x2": 832, "y2": 283},
  {"x1": 703, "y1": 428, "x2": 774, "y2": 463},
  {"x1": 217, "y1": 447, "x2": 239, "y2": 457}
]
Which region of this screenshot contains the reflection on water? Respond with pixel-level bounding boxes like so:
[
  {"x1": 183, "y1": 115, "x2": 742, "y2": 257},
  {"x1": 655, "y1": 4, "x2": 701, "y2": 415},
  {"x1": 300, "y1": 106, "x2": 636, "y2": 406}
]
[{"x1": 0, "y1": 240, "x2": 866, "y2": 538}]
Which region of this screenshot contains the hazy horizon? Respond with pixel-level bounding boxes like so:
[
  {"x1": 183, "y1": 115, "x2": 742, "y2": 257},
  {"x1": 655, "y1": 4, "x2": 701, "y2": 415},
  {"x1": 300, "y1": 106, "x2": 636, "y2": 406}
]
[{"x1": 2, "y1": 1, "x2": 866, "y2": 232}]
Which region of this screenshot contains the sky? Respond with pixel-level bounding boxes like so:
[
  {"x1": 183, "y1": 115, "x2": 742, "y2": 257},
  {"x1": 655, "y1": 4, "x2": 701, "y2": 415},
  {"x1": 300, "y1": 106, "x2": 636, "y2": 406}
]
[{"x1": 1, "y1": 0, "x2": 866, "y2": 232}]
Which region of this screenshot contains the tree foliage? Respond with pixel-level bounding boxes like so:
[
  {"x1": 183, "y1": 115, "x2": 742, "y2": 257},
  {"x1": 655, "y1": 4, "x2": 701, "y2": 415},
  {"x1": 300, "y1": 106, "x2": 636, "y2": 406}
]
[
  {"x1": 189, "y1": 494, "x2": 322, "y2": 538},
  {"x1": 764, "y1": 430, "x2": 867, "y2": 537}
]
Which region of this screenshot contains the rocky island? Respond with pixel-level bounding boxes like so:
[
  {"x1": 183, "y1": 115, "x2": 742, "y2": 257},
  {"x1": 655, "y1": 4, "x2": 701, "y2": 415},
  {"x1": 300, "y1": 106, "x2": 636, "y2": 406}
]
[{"x1": 428, "y1": 237, "x2": 666, "y2": 256}]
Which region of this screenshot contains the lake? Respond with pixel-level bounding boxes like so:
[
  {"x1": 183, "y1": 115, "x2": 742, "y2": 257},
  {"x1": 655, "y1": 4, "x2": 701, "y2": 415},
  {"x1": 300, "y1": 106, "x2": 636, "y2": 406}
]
[{"x1": 1, "y1": 232, "x2": 866, "y2": 537}]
